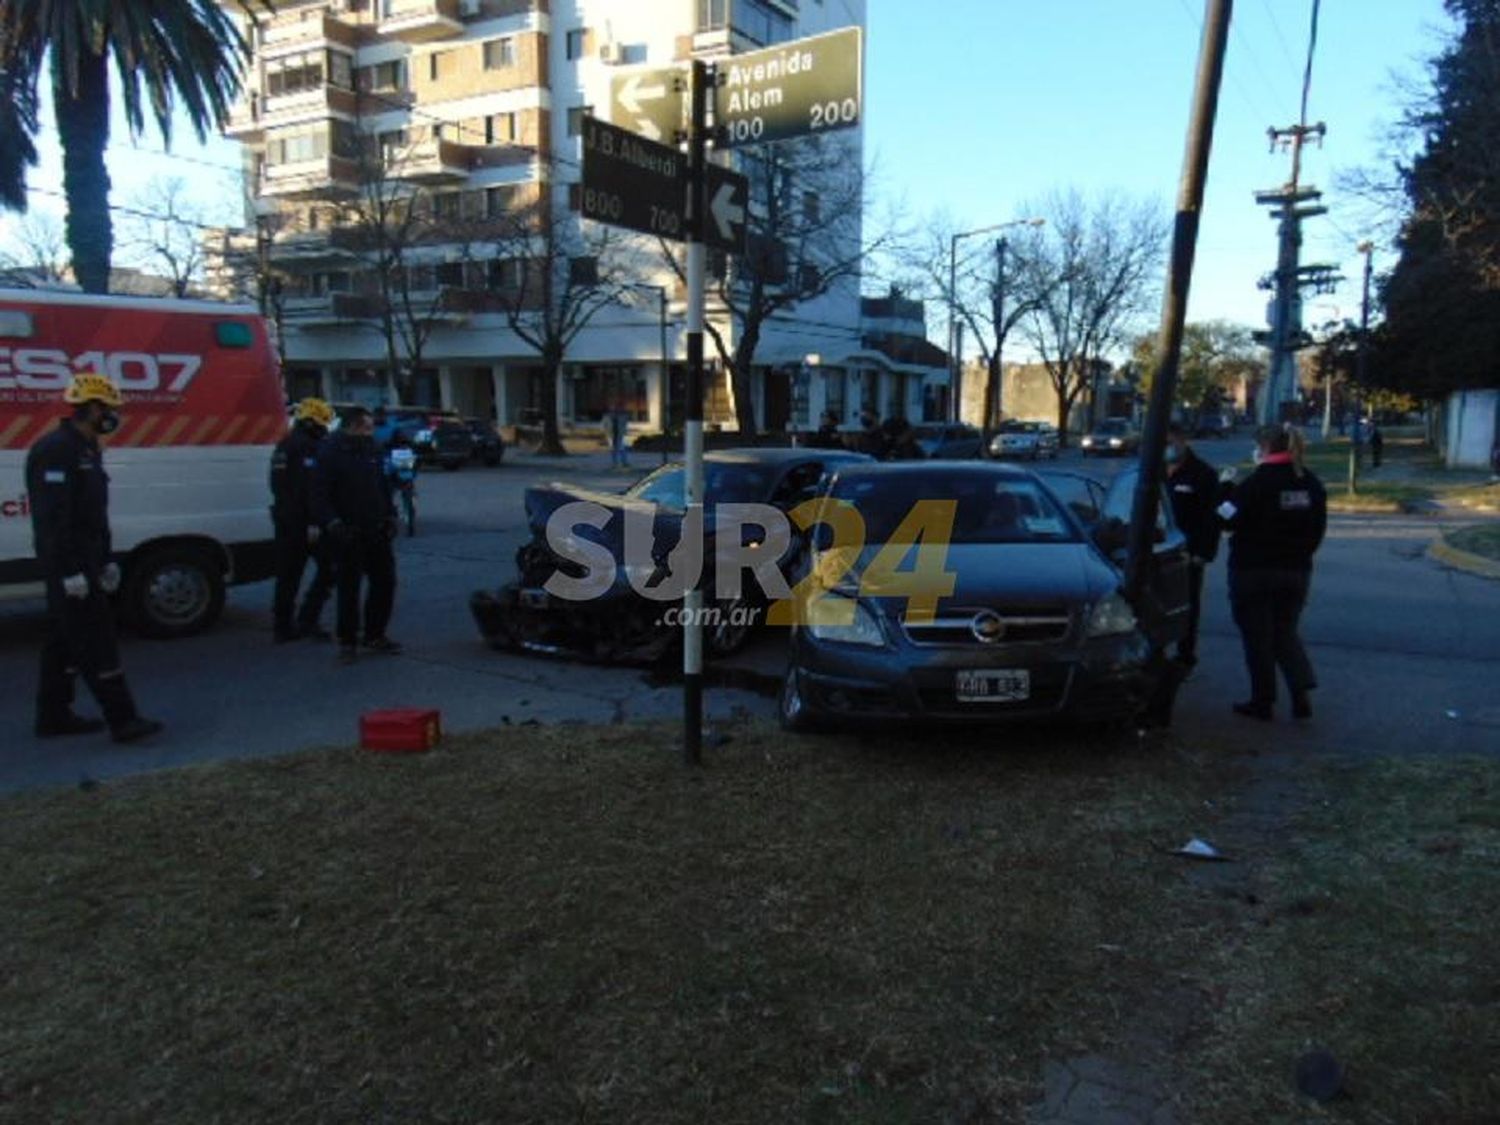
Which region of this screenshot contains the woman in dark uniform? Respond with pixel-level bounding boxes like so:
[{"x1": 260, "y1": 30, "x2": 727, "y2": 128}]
[{"x1": 1220, "y1": 424, "x2": 1327, "y2": 720}]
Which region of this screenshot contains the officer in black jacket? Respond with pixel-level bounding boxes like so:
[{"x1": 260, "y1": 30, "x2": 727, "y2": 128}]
[
  {"x1": 1220, "y1": 424, "x2": 1328, "y2": 721},
  {"x1": 26, "y1": 374, "x2": 162, "y2": 743},
  {"x1": 270, "y1": 398, "x2": 337, "y2": 642},
  {"x1": 1164, "y1": 422, "x2": 1223, "y2": 666},
  {"x1": 312, "y1": 406, "x2": 402, "y2": 663}
]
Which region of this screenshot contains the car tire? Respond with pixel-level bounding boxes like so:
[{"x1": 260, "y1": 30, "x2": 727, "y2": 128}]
[
  {"x1": 779, "y1": 666, "x2": 822, "y2": 733},
  {"x1": 122, "y1": 544, "x2": 226, "y2": 639},
  {"x1": 706, "y1": 597, "x2": 760, "y2": 658}
]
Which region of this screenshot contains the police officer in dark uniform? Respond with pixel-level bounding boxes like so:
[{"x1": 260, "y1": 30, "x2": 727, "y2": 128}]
[
  {"x1": 271, "y1": 397, "x2": 337, "y2": 642},
  {"x1": 1221, "y1": 424, "x2": 1327, "y2": 721},
  {"x1": 27, "y1": 373, "x2": 162, "y2": 743},
  {"x1": 312, "y1": 406, "x2": 402, "y2": 663},
  {"x1": 1164, "y1": 421, "x2": 1223, "y2": 667}
]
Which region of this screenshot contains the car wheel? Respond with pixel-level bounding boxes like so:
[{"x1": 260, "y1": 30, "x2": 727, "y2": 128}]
[
  {"x1": 706, "y1": 597, "x2": 760, "y2": 658},
  {"x1": 122, "y1": 544, "x2": 226, "y2": 639},
  {"x1": 779, "y1": 666, "x2": 822, "y2": 733}
]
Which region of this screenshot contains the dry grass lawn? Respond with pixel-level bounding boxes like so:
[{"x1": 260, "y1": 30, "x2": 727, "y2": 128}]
[{"x1": 2, "y1": 723, "x2": 1497, "y2": 1124}]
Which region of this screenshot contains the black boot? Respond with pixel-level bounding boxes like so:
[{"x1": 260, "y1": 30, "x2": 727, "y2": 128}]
[
  {"x1": 96, "y1": 675, "x2": 164, "y2": 744},
  {"x1": 35, "y1": 669, "x2": 105, "y2": 737}
]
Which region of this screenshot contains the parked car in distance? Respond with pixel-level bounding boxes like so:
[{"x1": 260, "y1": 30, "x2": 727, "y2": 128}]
[
  {"x1": 988, "y1": 420, "x2": 1040, "y2": 460},
  {"x1": 429, "y1": 419, "x2": 475, "y2": 470},
  {"x1": 1024, "y1": 421, "x2": 1060, "y2": 459},
  {"x1": 465, "y1": 418, "x2": 505, "y2": 466},
  {"x1": 778, "y1": 462, "x2": 1191, "y2": 731},
  {"x1": 1080, "y1": 418, "x2": 1139, "y2": 457},
  {"x1": 912, "y1": 423, "x2": 983, "y2": 460}
]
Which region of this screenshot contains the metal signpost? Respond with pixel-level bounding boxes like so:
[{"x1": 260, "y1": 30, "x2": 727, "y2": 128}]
[{"x1": 584, "y1": 26, "x2": 864, "y2": 763}]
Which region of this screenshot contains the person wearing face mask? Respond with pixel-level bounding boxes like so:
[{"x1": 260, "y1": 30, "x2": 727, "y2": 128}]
[
  {"x1": 270, "y1": 398, "x2": 337, "y2": 642},
  {"x1": 1163, "y1": 422, "x2": 1223, "y2": 667},
  {"x1": 312, "y1": 406, "x2": 402, "y2": 664},
  {"x1": 1218, "y1": 424, "x2": 1327, "y2": 721},
  {"x1": 26, "y1": 374, "x2": 163, "y2": 743}
]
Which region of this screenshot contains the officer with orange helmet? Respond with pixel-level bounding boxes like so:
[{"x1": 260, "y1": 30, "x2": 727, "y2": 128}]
[{"x1": 25, "y1": 373, "x2": 162, "y2": 742}]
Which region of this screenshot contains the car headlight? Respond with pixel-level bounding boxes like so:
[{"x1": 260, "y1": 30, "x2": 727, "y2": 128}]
[
  {"x1": 415, "y1": 429, "x2": 433, "y2": 444},
  {"x1": 1082, "y1": 436, "x2": 1094, "y2": 446},
  {"x1": 808, "y1": 595, "x2": 887, "y2": 647},
  {"x1": 1108, "y1": 437, "x2": 1123, "y2": 447},
  {"x1": 1086, "y1": 592, "x2": 1138, "y2": 637}
]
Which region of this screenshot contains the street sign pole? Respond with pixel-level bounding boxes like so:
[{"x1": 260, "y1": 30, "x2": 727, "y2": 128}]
[{"x1": 683, "y1": 59, "x2": 710, "y2": 766}]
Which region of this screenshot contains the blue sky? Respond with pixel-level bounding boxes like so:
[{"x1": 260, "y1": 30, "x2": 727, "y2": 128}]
[{"x1": 3, "y1": 0, "x2": 1452, "y2": 337}]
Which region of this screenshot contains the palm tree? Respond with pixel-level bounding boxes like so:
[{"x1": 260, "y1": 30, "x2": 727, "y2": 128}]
[{"x1": 0, "y1": 1, "x2": 254, "y2": 293}]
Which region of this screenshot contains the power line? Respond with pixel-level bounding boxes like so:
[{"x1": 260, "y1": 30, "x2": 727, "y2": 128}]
[
  {"x1": 1257, "y1": 0, "x2": 1304, "y2": 79},
  {"x1": 26, "y1": 186, "x2": 235, "y2": 232},
  {"x1": 1173, "y1": 0, "x2": 1280, "y2": 123}
]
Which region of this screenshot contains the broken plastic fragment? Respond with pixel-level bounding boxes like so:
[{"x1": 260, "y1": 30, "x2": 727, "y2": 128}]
[{"x1": 1173, "y1": 837, "x2": 1229, "y2": 861}]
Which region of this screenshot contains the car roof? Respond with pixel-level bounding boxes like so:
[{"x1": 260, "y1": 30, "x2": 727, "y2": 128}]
[
  {"x1": 829, "y1": 461, "x2": 1036, "y2": 484},
  {"x1": 699, "y1": 447, "x2": 873, "y2": 466}
]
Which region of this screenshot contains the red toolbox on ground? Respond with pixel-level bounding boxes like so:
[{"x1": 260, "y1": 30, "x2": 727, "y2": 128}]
[{"x1": 360, "y1": 708, "x2": 442, "y2": 753}]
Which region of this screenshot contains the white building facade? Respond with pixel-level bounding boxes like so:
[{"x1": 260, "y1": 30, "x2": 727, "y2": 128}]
[{"x1": 220, "y1": 0, "x2": 884, "y2": 435}]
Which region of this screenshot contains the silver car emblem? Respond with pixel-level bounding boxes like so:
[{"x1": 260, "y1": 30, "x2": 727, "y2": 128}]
[{"x1": 971, "y1": 610, "x2": 1007, "y2": 643}]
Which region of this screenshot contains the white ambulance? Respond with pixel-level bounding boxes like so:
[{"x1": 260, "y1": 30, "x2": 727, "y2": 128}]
[{"x1": 1, "y1": 289, "x2": 286, "y2": 636}]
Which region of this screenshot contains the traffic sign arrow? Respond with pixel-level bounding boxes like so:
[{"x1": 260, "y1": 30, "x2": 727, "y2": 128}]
[
  {"x1": 710, "y1": 180, "x2": 745, "y2": 246},
  {"x1": 610, "y1": 67, "x2": 685, "y2": 145}
]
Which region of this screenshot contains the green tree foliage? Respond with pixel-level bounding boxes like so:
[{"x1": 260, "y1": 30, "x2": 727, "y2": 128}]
[
  {"x1": 1132, "y1": 320, "x2": 1262, "y2": 413},
  {"x1": 1377, "y1": 0, "x2": 1500, "y2": 396},
  {"x1": 0, "y1": 1, "x2": 256, "y2": 292}
]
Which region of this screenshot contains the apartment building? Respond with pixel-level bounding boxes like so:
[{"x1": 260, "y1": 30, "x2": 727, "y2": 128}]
[{"x1": 220, "y1": 0, "x2": 893, "y2": 434}]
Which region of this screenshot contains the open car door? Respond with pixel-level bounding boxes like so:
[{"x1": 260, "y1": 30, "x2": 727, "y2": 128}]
[{"x1": 1099, "y1": 468, "x2": 1193, "y2": 647}]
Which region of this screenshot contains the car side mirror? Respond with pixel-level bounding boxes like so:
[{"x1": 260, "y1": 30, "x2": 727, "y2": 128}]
[{"x1": 1091, "y1": 516, "x2": 1129, "y2": 555}]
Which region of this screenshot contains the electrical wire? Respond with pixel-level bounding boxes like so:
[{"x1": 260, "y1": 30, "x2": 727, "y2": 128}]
[
  {"x1": 1257, "y1": 0, "x2": 1304, "y2": 78},
  {"x1": 1173, "y1": 0, "x2": 1282, "y2": 124},
  {"x1": 1298, "y1": 0, "x2": 1322, "y2": 128}
]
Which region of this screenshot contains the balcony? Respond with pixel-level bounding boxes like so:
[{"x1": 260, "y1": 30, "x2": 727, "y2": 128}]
[
  {"x1": 260, "y1": 156, "x2": 362, "y2": 200},
  {"x1": 377, "y1": 0, "x2": 463, "y2": 42},
  {"x1": 258, "y1": 8, "x2": 361, "y2": 54},
  {"x1": 282, "y1": 292, "x2": 386, "y2": 327},
  {"x1": 225, "y1": 98, "x2": 264, "y2": 142},
  {"x1": 265, "y1": 229, "x2": 363, "y2": 268},
  {"x1": 261, "y1": 85, "x2": 360, "y2": 129},
  {"x1": 396, "y1": 137, "x2": 474, "y2": 183}
]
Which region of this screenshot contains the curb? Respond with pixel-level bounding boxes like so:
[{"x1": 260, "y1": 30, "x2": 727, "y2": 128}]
[{"x1": 1428, "y1": 538, "x2": 1500, "y2": 580}]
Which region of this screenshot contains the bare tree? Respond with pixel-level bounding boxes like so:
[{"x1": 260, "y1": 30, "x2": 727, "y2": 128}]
[
  {"x1": 120, "y1": 177, "x2": 224, "y2": 297},
  {"x1": 486, "y1": 184, "x2": 634, "y2": 456},
  {"x1": 0, "y1": 210, "x2": 69, "y2": 283},
  {"x1": 661, "y1": 136, "x2": 887, "y2": 436},
  {"x1": 900, "y1": 212, "x2": 1049, "y2": 431},
  {"x1": 1011, "y1": 191, "x2": 1169, "y2": 444},
  {"x1": 333, "y1": 120, "x2": 476, "y2": 403}
]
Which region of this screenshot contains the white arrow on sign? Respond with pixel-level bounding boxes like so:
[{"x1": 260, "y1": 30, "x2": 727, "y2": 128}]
[
  {"x1": 710, "y1": 181, "x2": 745, "y2": 244},
  {"x1": 616, "y1": 72, "x2": 666, "y2": 115}
]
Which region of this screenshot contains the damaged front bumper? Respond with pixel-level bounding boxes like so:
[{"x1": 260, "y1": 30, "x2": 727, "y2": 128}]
[{"x1": 470, "y1": 582, "x2": 677, "y2": 665}]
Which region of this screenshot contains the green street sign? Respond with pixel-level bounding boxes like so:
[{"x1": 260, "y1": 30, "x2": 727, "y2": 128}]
[
  {"x1": 609, "y1": 66, "x2": 686, "y2": 144},
  {"x1": 713, "y1": 26, "x2": 863, "y2": 148}
]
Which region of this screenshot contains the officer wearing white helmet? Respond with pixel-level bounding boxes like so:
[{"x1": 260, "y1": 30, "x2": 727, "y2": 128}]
[{"x1": 26, "y1": 373, "x2": 163, "y2": 743}]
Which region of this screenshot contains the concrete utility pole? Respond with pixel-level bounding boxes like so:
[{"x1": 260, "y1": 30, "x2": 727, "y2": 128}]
[{"x1": 1253, "y1": 0, "x2": 1340, "y2": 425}]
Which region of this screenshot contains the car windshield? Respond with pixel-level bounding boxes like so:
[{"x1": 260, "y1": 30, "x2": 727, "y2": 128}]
[
  {"x1": 626, "y1": 462, "x2": 776, "y2": 508},
  {"x1": 1097, "y1": 420, "x2": 1129, "y2": 435},
  {"x1": 830, "y1": 471, "x2": 1080, "y2": 545}
]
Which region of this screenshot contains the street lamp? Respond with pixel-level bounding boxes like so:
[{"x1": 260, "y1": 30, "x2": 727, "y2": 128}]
[
  {"x1": 1351, "y1": 240, "x2": 1375, "y2": 494},
  {"x1": 947, "y1": 217, "x2": 1044, "y2": 424}
]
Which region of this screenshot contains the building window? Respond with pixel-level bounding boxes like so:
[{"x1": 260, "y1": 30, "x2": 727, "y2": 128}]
[
  {"x1": 566, "y1": 29, "x2": 587, "y2": 60},
  {"x1": 824, "y1": 370, "x2": 845, "y2": 420},
  {"x1": 329, "y1": 52, "x2": 353, "y2": 90},
  {"x1": 803, "y1": 190, "x2": 820, "y2": 224},
  {"x1": 488, "y1": 257, "x2": 522, "y2": 289},
  {"x1": 266, "y1": 129, "x2": 328, "y2": 166},
  {"x1": 265, "y1": 51, "x2": 326, "y2": 97},
  {"x1": 356, "y1": 59, "x2": 407, "y2": 93},
  {"x1": 428, "y1": 53, "x2": 441, "y2": 82},
  {"x1": 432, "y1": 192, "x2": 461, "y2": 220},
  {"x1": 435, "y1": 261, "x2": 465, "y2": 287},
  {"x1": 483, "y1": 37, "x2": 516, "y2": 70},
  {"x1": 486, "y1": 184, "x2": 519, "y2": 218},
  {"x1": 566, "y1": 105, "x2": 592, "y2": 137},
  {"x1": 378, "y1": 128, "x2": 409, "y2": 162},
  {"x1": 485, "y1": 112, "x2": 517, "y2": 145},
  {"x1": 697, "y1": 0, "x2": 729, "y2": 31},
  {"x1": 733, "y1": 0, "x2": 794, "y2": 44}
]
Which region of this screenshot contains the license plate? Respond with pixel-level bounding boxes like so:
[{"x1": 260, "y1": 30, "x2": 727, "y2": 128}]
[
  {"x1": 955, "y1": 669, "x2": 1031, "y2": 703},
  {"x1": 518, "y1": 588, "x2": 550, "y2": 609}
]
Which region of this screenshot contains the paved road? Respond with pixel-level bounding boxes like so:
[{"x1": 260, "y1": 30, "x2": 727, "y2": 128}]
[{"x1": 2, "y1": 442, "x2": 1496, "y2": 794}]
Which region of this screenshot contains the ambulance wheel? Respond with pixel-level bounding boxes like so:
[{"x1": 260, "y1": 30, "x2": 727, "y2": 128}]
[{"x1": 124, "y1": 545, "x2": 226, "y2": 639}]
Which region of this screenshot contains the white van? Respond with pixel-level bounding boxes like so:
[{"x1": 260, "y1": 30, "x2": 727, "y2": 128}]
[{"x1": 1, "y1": 289, "x2": 285, "y2": 636}]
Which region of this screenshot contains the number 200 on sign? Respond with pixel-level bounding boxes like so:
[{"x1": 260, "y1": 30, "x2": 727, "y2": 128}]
[{"x1": 810, "y1": 98, "x2": 858, "y2": 130}]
